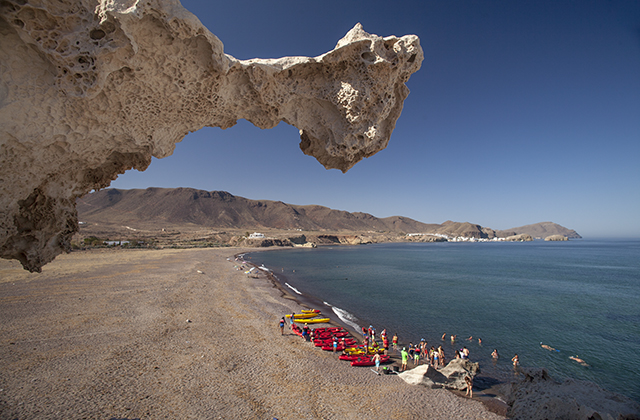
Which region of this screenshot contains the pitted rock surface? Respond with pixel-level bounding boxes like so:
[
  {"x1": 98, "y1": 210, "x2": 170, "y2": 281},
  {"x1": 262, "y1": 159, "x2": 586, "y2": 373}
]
[{"x1": 0, "y1": 0, "x2": 423, "y2": 271}]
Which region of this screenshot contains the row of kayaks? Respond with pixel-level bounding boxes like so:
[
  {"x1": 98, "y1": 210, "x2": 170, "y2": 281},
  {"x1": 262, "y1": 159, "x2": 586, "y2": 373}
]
[
  {"x1": 290, "y1": 314, "x2": 394, "y2": 367},
  {"x1": 285, "y1": 309, "x2": 330, "y2": 324}
]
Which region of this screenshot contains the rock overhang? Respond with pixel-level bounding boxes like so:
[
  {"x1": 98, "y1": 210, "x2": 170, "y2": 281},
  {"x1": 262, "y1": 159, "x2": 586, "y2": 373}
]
[{"x1": 0, "y1": 0, "x2": 423, "y2": 271}]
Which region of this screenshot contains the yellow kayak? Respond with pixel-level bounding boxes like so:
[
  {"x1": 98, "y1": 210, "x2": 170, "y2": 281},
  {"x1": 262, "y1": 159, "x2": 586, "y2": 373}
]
[
  {"x1": 301, "y1": 309, "x2": 321, "y2": 314},
  {"x1": 285, "y1": 313, "x2": 321, "y2": 319},
  {"x1": 296, "y1": 317, "x2": 330, "y2": 324},
  {"x1": 344, "y1": 346, "x2": 384, "y2": 355}
]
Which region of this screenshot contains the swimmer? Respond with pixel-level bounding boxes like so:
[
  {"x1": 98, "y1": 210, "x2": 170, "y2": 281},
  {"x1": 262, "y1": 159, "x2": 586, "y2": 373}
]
[
  {"x1": 451, "y1": 334, "x2": 457, "y2": 343},
  {"x1": 478, "y1": 338, "x2": 482, "y2": 345},
  {"x1": 541, "y1": 343, "x2": 557, "y2": 351},
  {"x1": 467, "y1": 336, "x2": 473, "y2": 341},
  {"x1": 570, "y1": 355, "x2": 589, "y2": 366},
  {"x1": 491, "y1": 349, "x2": 499, "y2": 359},
  {"x1": 511, "y1": 354, "x2": 519, "y2": 367},
  {"x1": 442, "y1": 333, "x2": 446, "y2": 341}
]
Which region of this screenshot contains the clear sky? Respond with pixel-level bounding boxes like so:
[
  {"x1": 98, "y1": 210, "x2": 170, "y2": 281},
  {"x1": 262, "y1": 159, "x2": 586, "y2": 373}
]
[{"x1": 110, "y1": 0, "x2": 640, "y2": 239}]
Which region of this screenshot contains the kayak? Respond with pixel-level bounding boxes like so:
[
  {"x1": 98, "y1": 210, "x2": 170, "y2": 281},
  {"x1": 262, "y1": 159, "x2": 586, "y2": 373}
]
[
  {"x1": 301, "y1": 309, "x2": 321, "y2": 314},
  {"x1": 339, "y1": 354, "x2": 365, "y2": 361},
  {"x1": 297, "y1": 318, "x2": 330, "y2": 324},
  {"x1": 322, "y1": 345, "x2": 347, "y2": 352},
  {"x1": 285, "y1": 313, "x2": 321, "y2": 319},
  {"x1": 350, "y1": 355, "x2": 390, "y2": 367},
  {"x1": 314, "y1": 338, "x2": 357, "y2": 347}
]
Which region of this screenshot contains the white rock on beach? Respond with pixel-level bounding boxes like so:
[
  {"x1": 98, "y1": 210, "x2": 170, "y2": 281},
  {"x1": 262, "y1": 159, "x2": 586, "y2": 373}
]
[
  {"x1": 0, "y1": 0, "x2": 423, "y2": 272},
  {"x1": 399, "y1": 358, "x2": 480, "y2": 390}
]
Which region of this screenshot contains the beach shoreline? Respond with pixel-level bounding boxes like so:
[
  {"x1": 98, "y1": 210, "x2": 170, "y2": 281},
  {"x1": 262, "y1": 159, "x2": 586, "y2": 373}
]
[
  {"x1": 238, "y1": 250, "x2": 513, "y2": 411},
  {"x1": 0, "y1": 247, "x2": 505, "y2": 419}
]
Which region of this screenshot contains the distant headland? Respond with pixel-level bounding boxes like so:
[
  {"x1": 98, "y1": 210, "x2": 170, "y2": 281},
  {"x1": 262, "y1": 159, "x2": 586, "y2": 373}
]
[{"x1": 75, "y1": 188, "x2": 581, "y2": 249}]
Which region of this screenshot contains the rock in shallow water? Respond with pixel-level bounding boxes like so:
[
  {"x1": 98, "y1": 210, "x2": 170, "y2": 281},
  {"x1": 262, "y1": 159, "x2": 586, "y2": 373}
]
[{"x1": 0, "y1": 0, "x2": 423, "y2": 271}]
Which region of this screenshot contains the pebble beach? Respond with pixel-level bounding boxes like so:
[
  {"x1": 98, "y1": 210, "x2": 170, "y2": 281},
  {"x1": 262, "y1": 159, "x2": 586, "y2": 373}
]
[{"x1": 0, "y1": 248, "x2": 504, "y2": 419}]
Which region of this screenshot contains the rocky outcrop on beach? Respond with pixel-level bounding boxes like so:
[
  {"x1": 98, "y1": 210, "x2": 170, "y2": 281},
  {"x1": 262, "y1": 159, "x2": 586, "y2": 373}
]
[
  {"x1": 504, "y1": 234, "x2": 533, "y2": 242},
  {"x1": 399, "y1": 358, "x2": 480, "y2": 391},
  {"x1": 0, "y1": 1, "x2": 423, "y2": 272},
  {"x1": 498, "y1": 367, "x2": 640, "y2": 420},
  {"x1": 545, "y1": 234, "x2": 568, "y2": 241}
]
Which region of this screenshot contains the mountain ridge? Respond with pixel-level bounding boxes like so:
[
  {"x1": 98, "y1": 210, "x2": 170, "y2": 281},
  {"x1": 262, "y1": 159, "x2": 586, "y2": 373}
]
[{"x1": 77, "y1": 188, "x2": 581, "y2": 240}]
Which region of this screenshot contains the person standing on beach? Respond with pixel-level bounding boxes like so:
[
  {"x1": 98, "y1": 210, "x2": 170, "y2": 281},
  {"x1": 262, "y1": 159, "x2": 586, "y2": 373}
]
[
  {"x1": 279, "y1": 317, "x2": 285, "y2": 335},
  {"x1": 438, "y1": 346, "x2": 446, "y2": 367},
  {"x1": 289, "y1": 313, "x2": 295, "y2": 330},
  {"x1": 373, "y1": 353, "x2": 382, "y2": 373},
  {"x1": 392, "y1": 334, "x2": 398, "y2": 351},
  {"x1": 400, "y1": 347, "x2": 409, "y2": 371},
  {"x1": 465, "y1": 375, "x2": 473, "y2": 398}
]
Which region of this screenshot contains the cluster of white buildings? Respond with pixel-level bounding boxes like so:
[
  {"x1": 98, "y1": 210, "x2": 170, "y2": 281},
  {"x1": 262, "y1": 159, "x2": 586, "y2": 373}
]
[{"x1": 406, "y1": 233, "x2": 507, "y2": 242}]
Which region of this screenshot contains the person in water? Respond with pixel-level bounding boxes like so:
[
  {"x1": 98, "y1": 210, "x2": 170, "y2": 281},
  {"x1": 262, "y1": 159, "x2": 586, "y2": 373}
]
[
  {"x1": 491, "y1": 349, "x2": 499, "y2": 359},
  {"x1": 512, "y1": 354, "x2": 519, "y2": 367},
  {"x1": 541, "y1": 343, "x2": 556, "y2": 351},
  {"x1": 461, "y1": 347, "x2": 470, "y2": 359},
  {"x1": 441, "y1": 333, "x2": 446, "y2": 341},
  {"x1": 570, "y1": 355, "x2": 589, "y2": 366},
  {"x1": 451, "y1": 334, "x2": 457, "y2": 344}
]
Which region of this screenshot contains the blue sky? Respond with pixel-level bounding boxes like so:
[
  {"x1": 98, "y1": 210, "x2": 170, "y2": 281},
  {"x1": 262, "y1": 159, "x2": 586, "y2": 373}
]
[{"x1": 111, "y1": 0, "x2": 640, "y2": 238}]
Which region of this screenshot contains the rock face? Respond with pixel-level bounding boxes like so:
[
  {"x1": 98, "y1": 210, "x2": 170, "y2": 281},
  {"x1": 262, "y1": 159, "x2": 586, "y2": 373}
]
[
  {"x1": 398, "y1": 358, "x2": 479, "y2": 390},
  {"x1": 545, "y1": 234, "x2": 568, "y2": 241},
  {"x1": 498, "y1": 368, "x2": 640, "y2": 420},
  {"x1": 505, "y1": 233, "x2": 533, "y2": 242},
  {"x1": 0, "y1": 1, "x2": 423, "y2": 271}
]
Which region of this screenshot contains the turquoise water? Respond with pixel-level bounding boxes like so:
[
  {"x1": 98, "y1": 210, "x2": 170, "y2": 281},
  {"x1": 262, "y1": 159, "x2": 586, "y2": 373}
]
[{"x1": 248, "y1": 240, "x2": 640, "y2": 402}]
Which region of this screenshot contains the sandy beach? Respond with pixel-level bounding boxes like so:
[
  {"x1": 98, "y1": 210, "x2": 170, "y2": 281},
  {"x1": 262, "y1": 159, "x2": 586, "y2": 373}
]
[{"x1": 0, "y1": 248, "x2": 504, "y2": 419}]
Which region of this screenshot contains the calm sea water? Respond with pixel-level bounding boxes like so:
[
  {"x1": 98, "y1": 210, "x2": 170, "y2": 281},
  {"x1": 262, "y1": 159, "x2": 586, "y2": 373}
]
[{"x1": 248, "y1": 240, "x2": 640, "y2": 402}]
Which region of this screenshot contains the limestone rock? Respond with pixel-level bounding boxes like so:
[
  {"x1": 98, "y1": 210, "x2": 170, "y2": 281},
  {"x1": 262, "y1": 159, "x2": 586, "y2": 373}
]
[
  {"x1": 505, "y1": 233, "x2": 533, "y2": 242},
  {"x1": 0, "y1": 0, "x2": 423, "y2": 271},
  {"x1": 498, "y1": 367, "x2": 640, "y2": 420},
  {"x1": 545, "y1": 234, "x2": 568, "y2": 241},
  {"x1": 399, "y1": 358, "x2": 479, "y2": 390}
]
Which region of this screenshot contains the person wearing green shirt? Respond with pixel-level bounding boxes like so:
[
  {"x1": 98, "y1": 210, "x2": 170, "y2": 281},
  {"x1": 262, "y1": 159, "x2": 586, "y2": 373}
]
[{"x1": 400, "y1": 347, "x2": 409, "y2": 371}]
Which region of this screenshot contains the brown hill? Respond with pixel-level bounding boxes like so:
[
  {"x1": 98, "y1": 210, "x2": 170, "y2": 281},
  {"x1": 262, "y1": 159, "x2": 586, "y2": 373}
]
[
  {"x1": 77, "y1": 188, "x2": 580, "y2": 240},
  {"x1": 495, "y1": 222, "x2": 581, "y2": 239},
  {"x1": 76, "y1": 188, "x2": 438, "y2": 233}
]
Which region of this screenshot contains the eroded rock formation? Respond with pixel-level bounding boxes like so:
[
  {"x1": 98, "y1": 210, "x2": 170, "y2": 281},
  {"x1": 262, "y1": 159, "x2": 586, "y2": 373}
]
[
  {"x1": 0, "y1": 0, "x2": 423, "y2": 271},
  {"x1": 399, "y1": 358, "x2": 480, "y2": 391},
  {"x1": 498, "y1": 368, "x2": 640, "y2": 420}
]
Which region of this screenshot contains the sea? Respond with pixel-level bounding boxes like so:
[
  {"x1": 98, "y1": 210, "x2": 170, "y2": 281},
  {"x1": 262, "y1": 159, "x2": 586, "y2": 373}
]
[{"x1": 247, "y1": 239, "x2": 640, "y2": 402}]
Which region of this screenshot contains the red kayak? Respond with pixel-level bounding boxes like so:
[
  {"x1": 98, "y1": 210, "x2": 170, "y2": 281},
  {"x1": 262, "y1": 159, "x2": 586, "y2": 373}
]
[
  {"x1": 339, "y1": 354, "x2": 364, "y2": 361},
  {"x1": 322, "y1": 345, "x2": 347, "y2": 352},
  {"x1": 350, "y1": 355, "x2": 390, "y2": 367}
]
